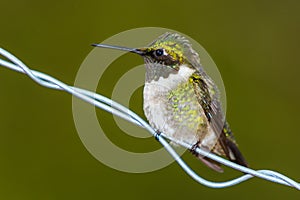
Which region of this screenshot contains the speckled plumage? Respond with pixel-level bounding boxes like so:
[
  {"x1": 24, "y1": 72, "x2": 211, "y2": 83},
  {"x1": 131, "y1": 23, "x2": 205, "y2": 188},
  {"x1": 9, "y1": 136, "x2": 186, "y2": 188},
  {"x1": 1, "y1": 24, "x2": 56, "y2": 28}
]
[
  {"x1": 93, "y1": 32, "x2": 248, "y2": 172},
  {"x1": 142, "y1": 32, "x2": 248, "y2": 172}
]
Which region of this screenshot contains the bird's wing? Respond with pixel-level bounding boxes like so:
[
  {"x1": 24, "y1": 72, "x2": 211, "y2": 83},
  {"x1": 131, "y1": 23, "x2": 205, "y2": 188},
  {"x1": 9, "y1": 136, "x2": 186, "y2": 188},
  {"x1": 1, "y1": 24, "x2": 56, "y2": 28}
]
[
  {"x1": 190, "y1": 71, "x2": 248, "y2": 168},
  {"x1": 190, "y1": 71, "x2": 232, "y2": 157},
  {"x1": 190, "y1": 72, "x2": 225, "y2": 140}
]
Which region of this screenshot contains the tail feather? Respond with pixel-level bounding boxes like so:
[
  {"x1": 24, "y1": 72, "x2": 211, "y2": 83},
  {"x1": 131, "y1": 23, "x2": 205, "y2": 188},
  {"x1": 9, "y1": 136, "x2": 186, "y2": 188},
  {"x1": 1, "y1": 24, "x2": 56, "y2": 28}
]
[
  {"x1": 192, "y1": 122, "x2": 248, "y2": 172},
  {"x1": 225, "y1": 137, "x2": 248, "y2": 167},
  {"x1": 198, "y1": 156, "x2": 224, "y2": 173},
  {"x1": 221, "y1": 122, "x2": 249, "y2": 168}
]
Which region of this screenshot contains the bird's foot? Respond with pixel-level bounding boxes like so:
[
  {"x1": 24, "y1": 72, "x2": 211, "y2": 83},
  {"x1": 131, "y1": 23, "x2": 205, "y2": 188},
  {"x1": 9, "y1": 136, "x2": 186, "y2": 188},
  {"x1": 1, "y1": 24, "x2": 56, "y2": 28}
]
[
  {"x1": 190, "y1": 141, "x2": 200, "y2": 156},
  {"x1": 154, "y1": 130, "x2": 161, "y2": 141}
]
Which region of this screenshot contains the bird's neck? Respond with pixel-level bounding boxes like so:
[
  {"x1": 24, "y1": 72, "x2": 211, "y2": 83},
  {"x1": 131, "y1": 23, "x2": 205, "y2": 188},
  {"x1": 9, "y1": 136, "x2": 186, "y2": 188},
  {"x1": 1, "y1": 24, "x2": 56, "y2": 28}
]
[
  {"x1": 145, "y1": 65, "x2": 195, "y2": 91},
  {"x1": 145, "y1": 64, "x2": 178, "y2": 83}
]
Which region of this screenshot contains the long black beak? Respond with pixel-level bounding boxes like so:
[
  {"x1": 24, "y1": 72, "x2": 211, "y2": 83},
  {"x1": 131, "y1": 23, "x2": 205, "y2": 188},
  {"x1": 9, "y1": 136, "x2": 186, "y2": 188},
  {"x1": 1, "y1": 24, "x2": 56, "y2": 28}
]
[{"x1": 91, "y1": 43, "x2": 145, "y2": 55}]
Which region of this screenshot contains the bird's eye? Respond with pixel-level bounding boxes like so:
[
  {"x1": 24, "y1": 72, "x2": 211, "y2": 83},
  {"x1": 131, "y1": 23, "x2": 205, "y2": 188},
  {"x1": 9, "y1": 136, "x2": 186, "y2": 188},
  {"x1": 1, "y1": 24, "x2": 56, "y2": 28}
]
[{"x1": 155, "y1": 49, "x2": 164, "y2": 57}]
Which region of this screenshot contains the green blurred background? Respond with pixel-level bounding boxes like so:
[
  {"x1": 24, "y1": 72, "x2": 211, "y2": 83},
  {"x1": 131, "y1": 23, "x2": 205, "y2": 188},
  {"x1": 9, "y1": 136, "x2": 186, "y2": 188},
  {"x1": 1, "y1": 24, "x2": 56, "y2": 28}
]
[{"x1": 1, "y1": 0, "x2": 300, "y2": 199}]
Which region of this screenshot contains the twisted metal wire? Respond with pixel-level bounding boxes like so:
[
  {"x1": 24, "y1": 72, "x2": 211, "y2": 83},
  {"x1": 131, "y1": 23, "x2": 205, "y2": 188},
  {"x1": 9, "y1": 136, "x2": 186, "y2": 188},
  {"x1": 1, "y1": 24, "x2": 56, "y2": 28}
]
[{"x1": 0, "y1": 47, "x2": 299, "y2": 190}]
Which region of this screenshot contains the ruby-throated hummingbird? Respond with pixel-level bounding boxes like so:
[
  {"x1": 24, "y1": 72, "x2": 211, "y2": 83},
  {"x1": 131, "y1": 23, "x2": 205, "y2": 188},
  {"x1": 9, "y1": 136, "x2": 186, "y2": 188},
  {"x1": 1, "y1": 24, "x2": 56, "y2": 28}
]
[{"x1": 92, "y1": 32, "x2": 248, "y2": 172}]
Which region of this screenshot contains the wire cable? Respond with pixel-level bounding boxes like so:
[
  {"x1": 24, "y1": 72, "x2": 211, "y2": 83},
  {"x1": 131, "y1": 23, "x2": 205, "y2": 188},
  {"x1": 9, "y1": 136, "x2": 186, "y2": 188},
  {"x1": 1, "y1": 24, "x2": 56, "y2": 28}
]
[{"x1": 0, "y1": 47, "x2": 299, "y2": 190}]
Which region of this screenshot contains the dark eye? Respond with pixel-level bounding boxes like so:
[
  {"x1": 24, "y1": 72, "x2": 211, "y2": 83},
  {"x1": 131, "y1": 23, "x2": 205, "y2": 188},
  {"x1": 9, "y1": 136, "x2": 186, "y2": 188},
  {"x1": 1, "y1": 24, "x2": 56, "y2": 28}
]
[{"x1": 155, "y1": 49, "x2": 164, "y2": 57}]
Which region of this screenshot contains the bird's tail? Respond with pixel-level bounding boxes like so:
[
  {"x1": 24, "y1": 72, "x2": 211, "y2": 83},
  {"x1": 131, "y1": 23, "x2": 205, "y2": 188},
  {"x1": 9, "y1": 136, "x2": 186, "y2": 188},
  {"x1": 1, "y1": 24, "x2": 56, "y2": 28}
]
[
  {"x1": 221, "y1": 122, "x2": 249, "y2": 168},
  {"x1": 224, "y1": 135, "x2": 249, "y2": 167},
  {"x1": 193, "y1": 123, "x2": 248, "y2": 173}
]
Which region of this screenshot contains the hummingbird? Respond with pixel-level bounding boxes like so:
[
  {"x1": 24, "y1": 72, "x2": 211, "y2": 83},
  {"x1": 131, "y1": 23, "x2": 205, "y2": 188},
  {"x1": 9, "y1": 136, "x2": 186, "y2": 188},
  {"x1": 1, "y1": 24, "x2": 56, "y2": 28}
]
[{"x1": 92, "y1": 32, "x2": 248, "y2": 172}]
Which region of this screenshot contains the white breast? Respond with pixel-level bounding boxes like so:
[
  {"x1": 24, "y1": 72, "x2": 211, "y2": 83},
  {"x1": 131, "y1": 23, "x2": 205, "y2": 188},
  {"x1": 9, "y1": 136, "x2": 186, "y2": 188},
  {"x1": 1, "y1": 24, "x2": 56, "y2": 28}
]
[
  {"x1": 143, "y1": 65, "x2": 195, "y2": 136},
  {"x1": 147, "y1": 65, "x2": 195, "y2": 92}
]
